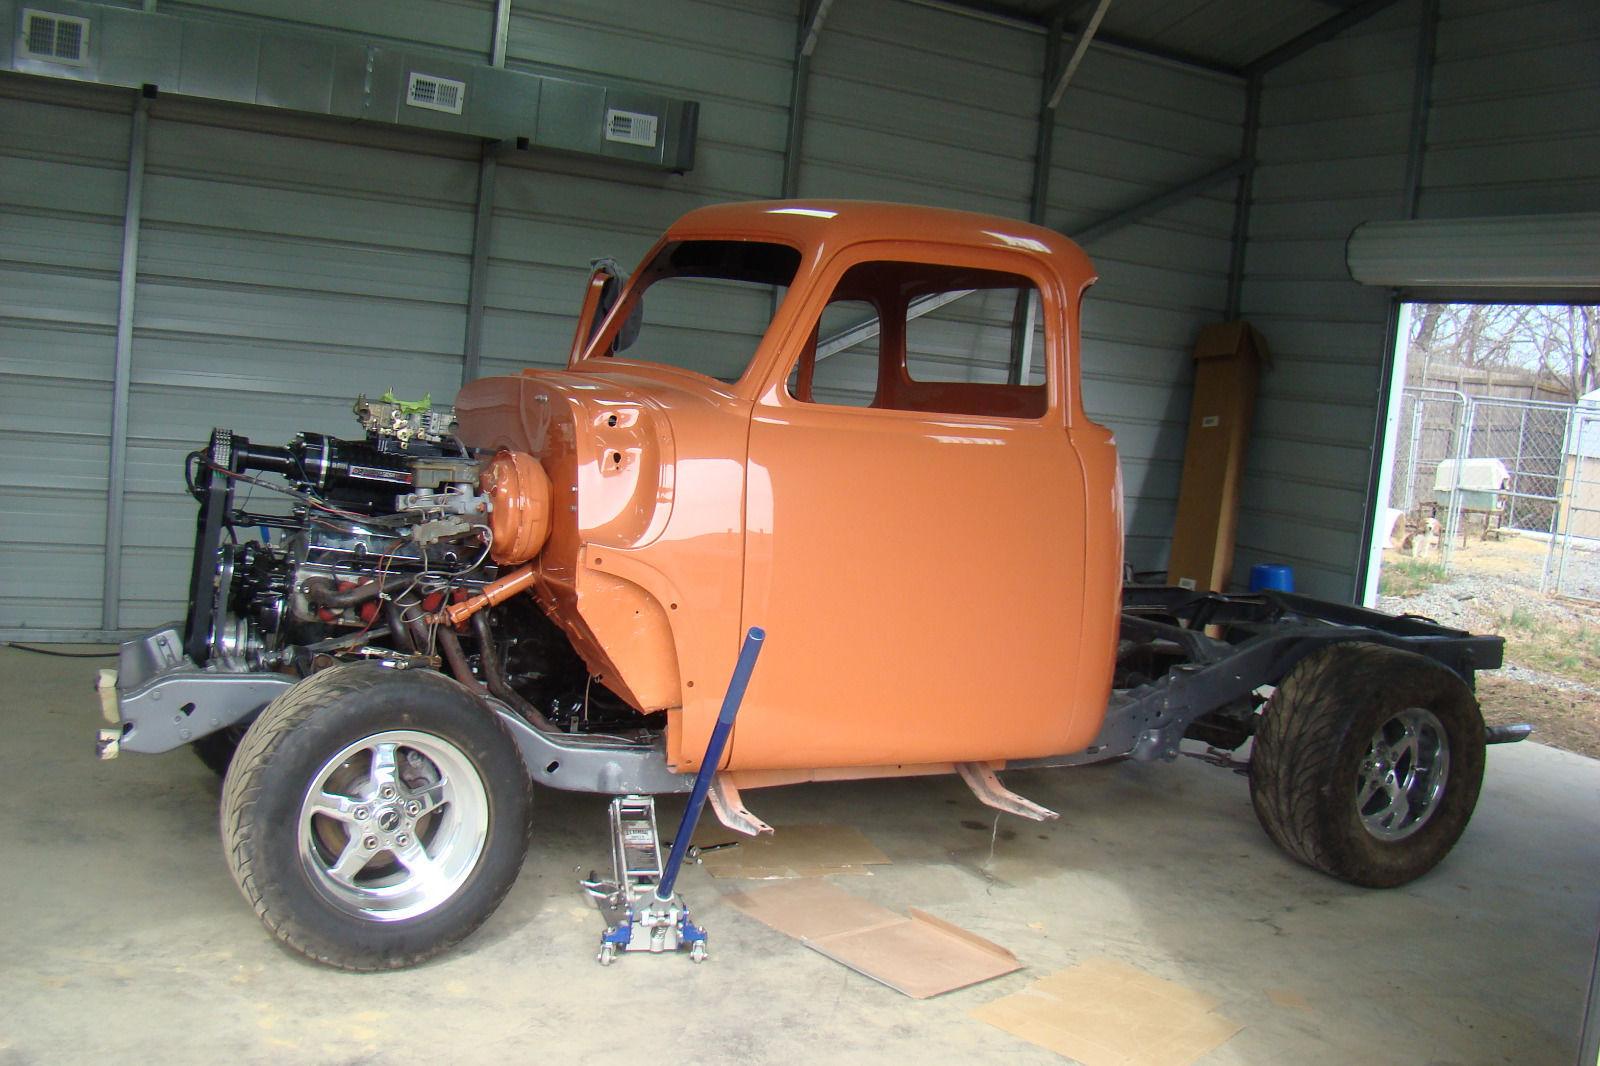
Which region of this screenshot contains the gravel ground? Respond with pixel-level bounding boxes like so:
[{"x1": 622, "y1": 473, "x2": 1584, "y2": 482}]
[
  {"x1": 1378, "y1": 536, "x2": 1600, "y2": 757},
  {"x1": 1550, "y1": 537, "x2": 1600, "y2": 600},
  {"x1": 1378, "y1": 576, "x2": 1600, "y2": 697}
]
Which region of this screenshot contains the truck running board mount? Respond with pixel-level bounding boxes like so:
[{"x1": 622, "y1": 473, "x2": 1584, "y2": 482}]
[
  {"x1": 957, "y1": 762, "x2": 1060, "y2": 822},
  {"x1": 708, "y1": 775, "x2": 774, "y2": 836}
]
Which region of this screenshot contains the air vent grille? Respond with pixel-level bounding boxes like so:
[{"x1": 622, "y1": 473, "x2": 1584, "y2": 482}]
[
  {"x1": 605, "y1": 109, "x2": 659, "y2": 148},
  {"x1": 406, "y1": 72, "x2": 465, "y2": 115},
  {"x1": 21, "y1": 9, "x2": 90, "y2": 65}
]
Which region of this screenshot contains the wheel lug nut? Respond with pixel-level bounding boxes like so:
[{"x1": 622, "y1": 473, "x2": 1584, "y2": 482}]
[
  {"x1": 353, "y1": 806, "x2": 370, "y2": 821},
  {"x1": 396, "y1": 833, "x2": 411, "y2": 847},
  {"x1": 380, "y1": 786, "x2": 396, "y2": 800},
  {"x1": 404, "y1": 801, "x2": 420, "y2": 816},
  {"x1": 362, "y1": 835, "x2": 378, "y2": 850}
]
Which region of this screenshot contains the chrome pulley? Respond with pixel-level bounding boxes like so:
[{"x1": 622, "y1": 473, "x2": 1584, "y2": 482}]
[{"x1": 209, "y1": 544, "x2": 266, "y2": 669}]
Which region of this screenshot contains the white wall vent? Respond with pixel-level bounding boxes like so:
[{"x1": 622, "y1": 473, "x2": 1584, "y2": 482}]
[
  {"x1": 406, "y1": 72, "x2": 465, "y2": 115},
  {"x1": 604, "y1": 109, "x2": 659, "y2": 148},
  {"x1": 21, "y1": 9, "x2": 90, "y2": 65}
]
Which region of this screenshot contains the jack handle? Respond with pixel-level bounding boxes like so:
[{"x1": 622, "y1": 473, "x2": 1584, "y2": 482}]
[{"x1": 653, "y1": 626, "x2": 765, "y2": 903}]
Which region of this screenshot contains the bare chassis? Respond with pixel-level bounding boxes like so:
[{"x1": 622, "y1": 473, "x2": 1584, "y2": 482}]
[{"x1": 102, "y1": 586, "x2": 1507, "y2": 798}]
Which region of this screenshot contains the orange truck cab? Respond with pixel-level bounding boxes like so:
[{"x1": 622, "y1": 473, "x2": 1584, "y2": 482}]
[{"x1": 454, "y1": 200, "x2": 1124, "y2": 784}]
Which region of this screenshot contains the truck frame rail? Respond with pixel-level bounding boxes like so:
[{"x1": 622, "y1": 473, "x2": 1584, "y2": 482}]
[{"x1": 1014, "y1": 586, "x2": 1505, "y2": 770}]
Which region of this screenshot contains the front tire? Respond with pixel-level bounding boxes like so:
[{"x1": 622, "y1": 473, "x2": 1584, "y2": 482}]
[
  {"x1": 1249, "y1": 642, "x2": 1485, "y2": 888},
  {"x1": 221, "y1": 663, "x2": 532, "y2": 970}
]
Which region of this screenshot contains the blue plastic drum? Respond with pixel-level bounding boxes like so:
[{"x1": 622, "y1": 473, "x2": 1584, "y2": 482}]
[{"x1": 1248, "y1": 563, "x2": 1295, "y2": 593}]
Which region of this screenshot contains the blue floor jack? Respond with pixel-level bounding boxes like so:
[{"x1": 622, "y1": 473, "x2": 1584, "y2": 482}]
[{"x1": 583, "y1": 627, "x2": 764, "y2": 965}]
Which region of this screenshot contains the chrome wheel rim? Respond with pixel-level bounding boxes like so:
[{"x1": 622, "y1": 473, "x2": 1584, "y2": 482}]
[
  {"x1": 298, "y1": 730, "x2": 489, "y2": 922},
  {"x1": 1356, "y1": 707, "x2": 1450, "y2": 841}
]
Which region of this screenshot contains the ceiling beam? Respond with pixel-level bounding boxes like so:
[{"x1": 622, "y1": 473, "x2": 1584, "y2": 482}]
[
  {"x1": 1073, "y1": 157, "x2": 1251, "y2": 245},
  {"x1": 904, "y1": 0, "x2": 1244, "y2": 79},
  {"x1": 1243, "y1": 0, "x2": 1404, "y2": 75},
  {"x1": 799, "y1": 0, "x2": 835, "y2": 57},
  {"x1": 1400, "y1": 0, "x2": 1441, "y2": 220},
  {"x1": 1046, "y1": 0, "x2": 1114, "y2": 109}
]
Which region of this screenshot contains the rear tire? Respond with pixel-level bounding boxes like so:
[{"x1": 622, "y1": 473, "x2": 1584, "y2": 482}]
[
  {"x1": 1249, "y1": 642, "x2": 1485, "y2": 888},
  {"x1": 221, "y1": 663, "x2": 532, "y2": 970}
]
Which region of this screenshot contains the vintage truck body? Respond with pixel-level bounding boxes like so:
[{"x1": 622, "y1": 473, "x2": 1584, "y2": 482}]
[
  {"x1": 454, "y1": 201, "x2": 1121, "y2": 776},
  {"x1": 98, "y1": 200, "x2": 1517, "y2": 971}
]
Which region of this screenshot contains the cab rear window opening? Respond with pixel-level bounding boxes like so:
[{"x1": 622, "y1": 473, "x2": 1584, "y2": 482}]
[{"x1": 794, "y1": 260, "x2": 1049, "y2": 419}]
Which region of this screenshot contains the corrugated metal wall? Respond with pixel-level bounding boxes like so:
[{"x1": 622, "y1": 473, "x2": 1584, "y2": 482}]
[
  {"x1": 1233, "y1": 0, "x2": 1600, "y2": 600},
  {"x1": 117, "y1": 102, "x2": 480, "y2": 628},
  {"x1": 1045, "y1": 49, "x2": 1243, "y2": 571},
  {"x1": 163, "y1": 0, "x2": 499, "y2": 62},
  {"x1": 781, "y1": 5, "x2": 1043, "y2": 404},
  {"x1": 798, "y1": 1, "x2": 1246, "y2": 571},
  {"x1": 19, "y1": 0, "x2": 1589, "y2": 633},
  {"x1": 0, "y1": 79, "x2": 130, "y2": 631},
  {"x1": 1233, "y1": 3, "x2": 1420, "y2": 599},
  {"x1": 481, "y1": 0, "x2": 795, "y2": 379},
  {"x1": 0, "y1": 0, "x2": 1250, "y2": 636},
  {"x1": 1423, "y1": 0, "x2": 1600, "y2": 218}
]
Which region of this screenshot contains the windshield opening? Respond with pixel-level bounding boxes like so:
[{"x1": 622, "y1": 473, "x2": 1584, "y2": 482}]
[{"x1": 590, "y1": 239, "x2": 802, "y2": 384}]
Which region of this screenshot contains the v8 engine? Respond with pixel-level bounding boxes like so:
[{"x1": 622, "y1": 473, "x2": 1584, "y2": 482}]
[{"x1": 182, "y1": 394, "x2": 648, "y2": 738}]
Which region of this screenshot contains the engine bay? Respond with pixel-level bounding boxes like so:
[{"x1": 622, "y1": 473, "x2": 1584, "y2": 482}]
[{"x1": 182, "y1": 394, "x2": 657, "y2": 738}]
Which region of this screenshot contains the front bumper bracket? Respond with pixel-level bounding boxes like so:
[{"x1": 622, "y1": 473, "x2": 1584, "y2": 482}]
[{"x1": 99, "y1": 625, "x2": 295, "y2": 756}]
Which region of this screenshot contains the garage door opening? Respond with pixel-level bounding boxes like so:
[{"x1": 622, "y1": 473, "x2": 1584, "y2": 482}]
[{"x1": 1368, "y1": 302, "x2": 1600, "y2": 758}]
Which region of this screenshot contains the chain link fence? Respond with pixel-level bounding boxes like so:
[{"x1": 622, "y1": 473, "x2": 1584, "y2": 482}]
[
  {"x1": 1555, "y1": 409, "x2": 1600, "y2": 601},
  {"x1": 1388, "y1": 387, "x2": 1581, "y2": 595},
  {"x1": 1388, "y1": 387, "x2": 1467, "y2": 518},
  {"x1": 1462, "y1": 398, "x2": 1572, "y2": 533}
]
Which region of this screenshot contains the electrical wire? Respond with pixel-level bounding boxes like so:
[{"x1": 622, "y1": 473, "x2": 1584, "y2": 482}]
[
  {"x1": 196, "y1": 459, "x2": 376, "y2": 524},
  {"x1": 3, "y1": 643, "x2": 118, "y2": 658},
  {"x1": 339, "y1": 540, "x2": 404, "y2": 645},
  {"x1": 392, "y1": 528, "x2": 494, "y2": 621}
]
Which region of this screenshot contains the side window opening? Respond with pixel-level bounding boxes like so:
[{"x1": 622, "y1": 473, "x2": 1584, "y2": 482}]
[{"x1": 788, "y1": 261, "x2": 1049, "y2": 419}]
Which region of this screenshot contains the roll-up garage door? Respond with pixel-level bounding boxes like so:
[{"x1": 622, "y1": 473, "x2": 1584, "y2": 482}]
[{"x1": 1347, "y1": 212, "x2": 1600, "y2": 302}]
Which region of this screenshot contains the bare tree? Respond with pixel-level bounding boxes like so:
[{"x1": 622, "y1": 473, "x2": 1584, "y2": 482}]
[
  {"x1": 1526, "y1": 305, "x2": 1599, "y2": 400},
  {"x1": 1406, "y1": 303, "x2": 1599, "y2": 401}
]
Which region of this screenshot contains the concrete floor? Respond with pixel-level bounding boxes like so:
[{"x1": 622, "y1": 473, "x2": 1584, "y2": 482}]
[{"x1": 2, "y1": 645, "x2": 1596, "y2": 1066}]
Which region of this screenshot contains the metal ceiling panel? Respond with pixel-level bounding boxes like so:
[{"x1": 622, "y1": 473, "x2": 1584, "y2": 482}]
[{"x1": 922, "y1": 0, "x2": 1390, "y2": 71}]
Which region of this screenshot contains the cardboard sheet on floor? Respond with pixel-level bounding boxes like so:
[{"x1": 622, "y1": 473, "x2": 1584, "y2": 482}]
[
  {"x1": 723, "y1": 879, "x2": 1019, "y2": 998},
  {"x1": 971, "y1": 957, "x2": 1241, "y2": 1066},
  {"x1": 1265, "y1": 987, "x2": 1312, "y2": 1011},
  {"x1": 691, "y1": 823, "x2": 890, "y2": 879}
]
